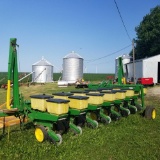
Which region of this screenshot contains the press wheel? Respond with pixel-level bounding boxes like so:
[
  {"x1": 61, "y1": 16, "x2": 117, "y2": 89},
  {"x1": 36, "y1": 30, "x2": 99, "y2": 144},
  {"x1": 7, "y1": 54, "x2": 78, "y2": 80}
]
[{"x1": 145, "y1": 106, "x2": 156, "y2": 119}]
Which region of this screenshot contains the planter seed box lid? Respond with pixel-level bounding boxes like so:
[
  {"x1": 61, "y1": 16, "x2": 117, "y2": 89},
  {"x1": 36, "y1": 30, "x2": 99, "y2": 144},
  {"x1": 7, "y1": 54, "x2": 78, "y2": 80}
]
[
  {"x1": 70, "y1": 90, "x2": 88, "y2": 93},
  {"x1": 30, "y1": 94, "x2": 53, "y2": 99},
  {"x1": 68, "y1": 95, "x2": 89, "y2": 100},
  {"x1": 52, "y1": 92, "x2": 73, "y2": 96},
  {"x1": 85, "y1": 89, "x2": 98, "y2": 92},
  {"x1": 86, "y1": 93, "x2": 104, "y2": 96},
  {"x1": 113, "y1": 90, "x2": 126, "y2": 93},
  {"x1": 97, "y1": 87, "x2": 113, "y2": 91},
  {"x1": 100, "y1": 91, "x2": 117, "y2": 94},
  {"x1": 46, "y1": 98, "x2": 70, "y2": 103}
]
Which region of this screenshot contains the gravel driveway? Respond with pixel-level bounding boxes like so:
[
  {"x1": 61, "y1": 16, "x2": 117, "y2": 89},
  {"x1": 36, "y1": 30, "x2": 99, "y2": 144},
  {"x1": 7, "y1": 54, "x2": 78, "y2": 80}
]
[{"x1": 146, "y1": 85, "x2": 160, "y2": 97}]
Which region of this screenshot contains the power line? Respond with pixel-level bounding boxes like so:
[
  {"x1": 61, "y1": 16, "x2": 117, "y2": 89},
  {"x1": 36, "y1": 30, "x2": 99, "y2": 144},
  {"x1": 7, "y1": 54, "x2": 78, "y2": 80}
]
[
  {"x1": 85, "y1": 44, "x2": 131, "y2": 63},
  {"x1": 113, "y1": 0, "x2": 132, "y2": 42}
]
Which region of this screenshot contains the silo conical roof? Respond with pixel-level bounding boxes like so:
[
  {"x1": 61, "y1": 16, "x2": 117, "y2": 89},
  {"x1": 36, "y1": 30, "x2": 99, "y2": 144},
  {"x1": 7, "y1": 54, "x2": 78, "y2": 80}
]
[
  {"x1": 33, "y1": 57, "x2": 53, "y2": 66},
  {"x1": 63, "y1": 51, "x2": 83, "y2": 59}
]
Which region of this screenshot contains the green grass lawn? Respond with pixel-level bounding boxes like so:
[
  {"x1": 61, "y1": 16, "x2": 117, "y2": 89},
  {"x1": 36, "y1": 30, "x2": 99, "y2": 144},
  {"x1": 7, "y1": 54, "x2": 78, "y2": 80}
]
[{"x1": 0, "y1": 83, "x2": 159, "y2": 160}]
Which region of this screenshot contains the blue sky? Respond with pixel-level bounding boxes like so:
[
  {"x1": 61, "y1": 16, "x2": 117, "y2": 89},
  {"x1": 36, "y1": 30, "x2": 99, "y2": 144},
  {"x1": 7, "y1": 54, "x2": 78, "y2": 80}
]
[{"x1": 0, "y1": 0, "x2": 159, "y2": 73}]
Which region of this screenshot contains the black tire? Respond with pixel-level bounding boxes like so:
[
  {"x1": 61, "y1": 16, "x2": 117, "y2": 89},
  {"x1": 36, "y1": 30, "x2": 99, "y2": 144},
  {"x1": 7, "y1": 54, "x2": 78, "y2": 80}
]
[
  {"x1": 114, "y1": 106, "x2": 120, "y2": 112},
  {"x1": 121, "y1": 109, "x2": 129, "y2": 117},
  {"x1": 74, "y1": 115, "x2": 86, "y2": 127},
  {"x1": 100, "y1": 117, "x2": 109, "y2": 125},
  {"x1": 129, "y1": 107, "x2": 137, "y2": 114},
  {"x1": 56, "y1": 121, "x2": 65, "y2": 134},
  {"x1": 145, "y1": 106, "x2": 156, "y2": 119},
  {"x1": 135, "y1": 103, "x2": 142, "y2": 111},
  {"x1": 86, "y1": 122, "x2": 94, "y2": 129},
  {"x1": 111, "y1": 114, "x2": 121, "y2": 121},
  {"x1": 62, "y1": 120, "x2": 70, "y2": 133},
  {"x1": 90, "y1": 112, "x2": 98, "y2": 121},
  {"x1": 86, "y1": 120, "x2": 98, "y2": 129},
  {"x1": 103, "y1": 108, "x2": 111, "y2": 116}
]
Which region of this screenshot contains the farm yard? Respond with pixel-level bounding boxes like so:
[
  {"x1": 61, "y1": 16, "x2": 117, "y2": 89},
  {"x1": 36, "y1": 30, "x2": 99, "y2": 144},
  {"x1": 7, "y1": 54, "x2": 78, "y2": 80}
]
[
  {"x1": 0, "y1": 82, "x2": 159, "y2": 160},
  {"x1": 1, "y1": 1, "x2": 160, "y2": 160}
]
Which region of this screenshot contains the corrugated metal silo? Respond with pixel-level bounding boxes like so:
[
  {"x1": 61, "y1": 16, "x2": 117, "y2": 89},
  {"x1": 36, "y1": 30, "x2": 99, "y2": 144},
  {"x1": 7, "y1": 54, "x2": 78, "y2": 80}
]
[
  {"x1": 62, "y1": 51, "x2": 83, "y2": 83},
  {"x1": 32, "y1": 57, "x2": 53, "y2": 83},
  {"x1": 115, "y1": 54, "x2": 131, "y2": 79}
]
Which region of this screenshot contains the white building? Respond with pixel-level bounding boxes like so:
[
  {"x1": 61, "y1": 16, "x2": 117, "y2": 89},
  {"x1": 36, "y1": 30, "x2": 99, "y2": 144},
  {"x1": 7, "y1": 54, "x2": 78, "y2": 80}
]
[{"x1": 125, "y1": 54, "x2": 160, "y2": 84}]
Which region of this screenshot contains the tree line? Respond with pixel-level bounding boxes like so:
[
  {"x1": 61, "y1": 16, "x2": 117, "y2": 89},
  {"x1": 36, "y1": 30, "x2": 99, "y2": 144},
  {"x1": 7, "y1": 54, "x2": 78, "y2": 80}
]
[{"x1": 131, "y1": 5, "x2": 160, "y2": 60}]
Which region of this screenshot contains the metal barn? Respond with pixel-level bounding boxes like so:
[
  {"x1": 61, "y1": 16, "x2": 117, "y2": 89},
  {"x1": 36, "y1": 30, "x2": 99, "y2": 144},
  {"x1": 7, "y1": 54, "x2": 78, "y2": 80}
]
[{"x1": 125, "y1": 54, "x2": 160, "y2": 84}]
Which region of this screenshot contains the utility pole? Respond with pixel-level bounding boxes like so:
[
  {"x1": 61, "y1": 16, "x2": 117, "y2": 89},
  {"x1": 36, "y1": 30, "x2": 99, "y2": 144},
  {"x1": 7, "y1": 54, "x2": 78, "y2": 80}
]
[{"x1": 132, "y1": 39, "x2": 136, "y2": 84}]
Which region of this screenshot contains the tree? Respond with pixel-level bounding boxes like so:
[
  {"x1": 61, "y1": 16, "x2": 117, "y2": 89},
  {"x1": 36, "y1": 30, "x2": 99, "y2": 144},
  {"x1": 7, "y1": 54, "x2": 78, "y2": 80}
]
[{"x1": 134, "y1": 5, "x2": 160, "y2": 59}]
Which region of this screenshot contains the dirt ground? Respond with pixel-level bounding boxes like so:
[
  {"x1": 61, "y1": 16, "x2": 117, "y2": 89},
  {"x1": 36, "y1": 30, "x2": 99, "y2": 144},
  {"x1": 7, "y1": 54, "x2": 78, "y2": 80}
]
[{"x1": 146, "y1": 85, "x2": 160, "y2": 97}]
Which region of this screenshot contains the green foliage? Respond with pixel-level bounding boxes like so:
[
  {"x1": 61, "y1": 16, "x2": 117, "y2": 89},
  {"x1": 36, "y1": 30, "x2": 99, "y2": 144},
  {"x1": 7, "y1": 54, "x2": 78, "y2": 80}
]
[
  {"x1": 0, "y1": 72, "x2": 8, "y2": 85},
  {"x1": 53, "y1": 73, "x2": 114, "y2": 81},
  {"x1": 135, "y1": 5, "x2": 160, "y2": 59},
  {"x1": 83, "y1": 73, "x2": 114, "y2": 81},
  {"x1": 53, "y1": 73, "x2": 62, "y2": 81},
  {"x1": 0, "y1": 72, "x2": 32, "y2": 86},
  {"x1": 0, "y1": 73, "x2": 114, "y2": 84}
]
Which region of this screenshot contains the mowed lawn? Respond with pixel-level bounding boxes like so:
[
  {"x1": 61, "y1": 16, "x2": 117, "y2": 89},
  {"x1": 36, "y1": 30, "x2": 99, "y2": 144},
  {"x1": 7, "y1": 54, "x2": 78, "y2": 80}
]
[{"x1": 0, "y1": 83, "x2": 160, "y2": 160}]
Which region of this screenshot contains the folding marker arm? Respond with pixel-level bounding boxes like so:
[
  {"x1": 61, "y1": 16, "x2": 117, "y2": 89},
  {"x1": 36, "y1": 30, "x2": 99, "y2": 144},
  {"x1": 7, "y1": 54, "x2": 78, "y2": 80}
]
[{"x1": 6, "y1": 38, "x2": 20, "y2": 109}]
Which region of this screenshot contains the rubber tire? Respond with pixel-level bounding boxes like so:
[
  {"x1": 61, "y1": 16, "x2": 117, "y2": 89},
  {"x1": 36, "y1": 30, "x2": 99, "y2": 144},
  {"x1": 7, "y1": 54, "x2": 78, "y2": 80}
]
[
  {"x1": 62, "y1": 120, "x2": 70, "y2": 133},
  {"x1": 135, "y1": 103, "x2": 142, "y2": 111},
  {"x1": 129, "y1": 107, "x2": 137, "y2": 114},
  {"x1": 90, "y1": 112, "x2": 98, "y2": 121},
  {"x1": 77, "y1": 126, "x2": 82, "y2": 135},
  {"x1": 56, "y1": 134, "x2": 62, "y2": 146},
  {"x1": 103, "y1": 108, "x2": 111, "y2": 116},
  {"x1": 93, "y1": 120, "x2": 98, "y2": 128},
  {"x1": 121, "y1": 109, "x2": 130, "y2": 117},
  {"x1": 35, "y1": 125, "x2": 48, "y2": 143},
  {"x1": 114, "y1": 105, "x2": 120, "y2": 112},
  {"x1": 56, "y1": 121, "x2": 65, "y2": 134},
  {"x1": 101, "y1": 118, "x2": 109, "y2": 125},
  {"x1": 111, "y1": 114, "x2": 121, "y2": 121},
  {"x1": 145, "y1": 106, "x2": 156, "y2": 119},
  {"x1": 74, "y1": 115, "x2": 86, "y2": 127},
  {"x1": 87, "y1": 120, "x2": 98, "y2": 129}
]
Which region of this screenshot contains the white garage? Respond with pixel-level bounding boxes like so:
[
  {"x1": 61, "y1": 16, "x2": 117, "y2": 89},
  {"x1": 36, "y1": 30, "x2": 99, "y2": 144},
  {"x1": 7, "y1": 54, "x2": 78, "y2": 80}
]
[{"x1": 125, "y1": 54, "x2": 160, "y2": 84}]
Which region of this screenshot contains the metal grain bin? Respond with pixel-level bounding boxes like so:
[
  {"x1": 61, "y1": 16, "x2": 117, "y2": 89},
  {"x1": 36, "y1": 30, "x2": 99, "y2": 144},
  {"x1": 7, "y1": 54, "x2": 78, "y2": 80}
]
[
  {"x1": 115, "y1": 54, "x2": 131, "y2": 79},
  {"x1": 62, "y1": 51, "x2": 83, "y2": 83},
  {"x1": 32, "y1": 57, "x2": 53, "y2": 83}
]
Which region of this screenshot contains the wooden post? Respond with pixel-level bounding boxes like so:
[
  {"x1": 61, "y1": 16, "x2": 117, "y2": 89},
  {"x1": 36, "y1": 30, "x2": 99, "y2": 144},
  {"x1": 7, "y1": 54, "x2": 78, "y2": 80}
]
[{"x1": 132, "y1": 39, "x2": 136, "y2": 84}]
